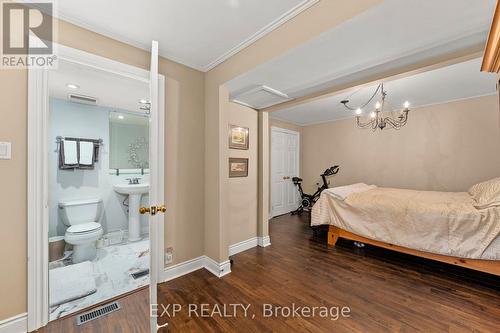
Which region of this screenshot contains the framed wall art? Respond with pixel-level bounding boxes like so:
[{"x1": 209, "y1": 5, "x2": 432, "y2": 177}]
[
  {"x1": 228, "y1": 125, "x2": 249, "y2": 150},
  {"x1": 229, "y1": 157, "x2": 248, "y2": 178}
]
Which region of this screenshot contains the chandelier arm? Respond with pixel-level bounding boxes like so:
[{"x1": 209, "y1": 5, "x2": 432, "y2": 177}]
[
  {"x1": 356, "y1": 117, "x2": 376, "y2": 129},
  {"x1": 384, "y1": 117, "x2": 402, "y2": 129}
]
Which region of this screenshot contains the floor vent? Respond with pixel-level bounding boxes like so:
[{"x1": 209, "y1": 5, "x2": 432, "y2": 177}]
[
  {"x1": 131, "y1": 269, "x2": 149, "y2": 280},
  {"x1": 76, "y1": 301, "x2": 121, "y2": 326}
]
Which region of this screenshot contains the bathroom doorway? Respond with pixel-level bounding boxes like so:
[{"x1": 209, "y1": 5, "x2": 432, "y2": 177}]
[{"x1": 27, "y1": 45, "x2": 165, "y2": 331}]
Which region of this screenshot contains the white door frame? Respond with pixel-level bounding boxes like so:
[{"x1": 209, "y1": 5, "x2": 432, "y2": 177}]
[
  {"x1": 27, "y1": 44, "x2": 165, "y2": 331},
  {"x1": 270, "y1": 126, "x2": 300, "y2": 218}
]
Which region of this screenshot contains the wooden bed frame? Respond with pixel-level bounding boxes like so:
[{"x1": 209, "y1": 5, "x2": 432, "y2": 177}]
[{"x1": 327, "y1": 225, "x2": 500, "y2": 276}]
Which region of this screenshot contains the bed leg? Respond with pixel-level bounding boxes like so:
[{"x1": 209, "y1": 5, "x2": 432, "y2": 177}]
[{"x1": 328, "y1": 225, "x2": 339, "y2": 246}]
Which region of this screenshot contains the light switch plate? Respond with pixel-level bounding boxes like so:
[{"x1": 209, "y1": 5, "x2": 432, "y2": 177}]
[{"x1": 0, "y1": 142, "x2": 12, "y2": 160}]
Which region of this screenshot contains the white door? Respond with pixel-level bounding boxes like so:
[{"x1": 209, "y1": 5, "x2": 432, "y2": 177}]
[
  {"x1": 271, "y1": 127, "x2": 300, "y2": 217},
  {"x1": 148, "y1": 40, "x2": 165, "y2": 333}
]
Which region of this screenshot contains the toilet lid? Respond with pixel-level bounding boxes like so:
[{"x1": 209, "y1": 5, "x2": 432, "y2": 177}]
[{"x1": 67, "y1": 222, "x2": 101, "y2": 234}]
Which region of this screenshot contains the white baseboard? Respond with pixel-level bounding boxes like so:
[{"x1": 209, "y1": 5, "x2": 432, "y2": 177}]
[
  {"x1": 162, "y1": 256, "x2": 231, "y2": 282},
  {"x1": 162, "y1": 256, "x2": 206, "y2": 282},
  {"x1": 258, "y1": 236, "x2": 271, "y2": 247},
  {"x1": 204, "y1": 256, "x2": 231, "y2": 278},
  {"x1": 0, "y1": 313, "x2": 27, "y2": 333},
  {"x1": 228, "y1": 237, "x2": 259, "y2": 256}
]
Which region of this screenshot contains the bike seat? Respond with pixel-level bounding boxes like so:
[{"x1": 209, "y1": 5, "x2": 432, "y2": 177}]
[{"x1": 292, "y1": 177, "x2": 302, "y2": 184}]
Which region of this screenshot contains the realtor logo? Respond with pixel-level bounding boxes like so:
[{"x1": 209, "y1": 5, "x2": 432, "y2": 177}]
[{"x1": 1, "y1": 1, "x2": 56, "y2": 68}]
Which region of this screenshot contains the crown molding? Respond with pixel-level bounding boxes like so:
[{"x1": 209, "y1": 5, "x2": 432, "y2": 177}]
[
  {"x1": 52, "y1": 0, "x2": 319, "y2": 73},
  {"x1": 202, "y1": 0, "x2": 319, "y2": 72}
]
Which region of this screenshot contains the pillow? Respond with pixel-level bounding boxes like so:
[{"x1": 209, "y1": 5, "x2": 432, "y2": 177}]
[{"x1": 468, "y1": 177, "x2": 500, "y2": 209}]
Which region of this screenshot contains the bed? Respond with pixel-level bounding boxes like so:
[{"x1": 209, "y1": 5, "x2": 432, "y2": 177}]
[{"x1": 311, "y1": 179, "x2": 500, "y2": 275}]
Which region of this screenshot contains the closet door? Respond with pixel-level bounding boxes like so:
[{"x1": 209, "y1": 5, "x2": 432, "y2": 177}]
[{"x1": 271, "y1": 127, "x2": 300, "y2": 217}]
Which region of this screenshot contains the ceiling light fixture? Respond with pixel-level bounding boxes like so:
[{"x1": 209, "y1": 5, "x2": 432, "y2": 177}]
[
  {"x1": 341, "y1": 83, "x2": 410, "y2": 131},
  {"x1": 118, "y1": 115, "x2": 124, "y2": 120},
  {"x1": 66, "y1": 83, "x2": 79, "y2": 89}
]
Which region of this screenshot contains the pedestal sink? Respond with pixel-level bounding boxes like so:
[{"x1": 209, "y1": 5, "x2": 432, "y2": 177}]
[{"x1": 114, "y1": 183, "x2": 150, "y2": 242}]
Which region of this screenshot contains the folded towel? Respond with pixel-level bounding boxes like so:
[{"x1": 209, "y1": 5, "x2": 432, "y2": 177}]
[
  {"x1": 78, "y1": 141, "x2": 95, "y2": 166},
  {"x1": 49, "y1": 261, "x2": 97, "y2": 307},
  {"x1": 325, "y1": 183, "x2": 376, "y2": 201},
  {"x1": 58, "y1": 139, "x2": 78, "y2": 169}
]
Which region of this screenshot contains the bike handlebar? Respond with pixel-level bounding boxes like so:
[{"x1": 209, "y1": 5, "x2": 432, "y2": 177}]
[{"x1": 322, "y1": 165, "x2": 339, "y2": 176}]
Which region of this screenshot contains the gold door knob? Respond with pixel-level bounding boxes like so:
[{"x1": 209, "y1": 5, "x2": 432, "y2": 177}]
[
  {"x1": 139, "y1": 205, "x2": 166, "y2": 215},
  {"x1": 139, "y1": 207, "x2": 151, "y2": 215}
]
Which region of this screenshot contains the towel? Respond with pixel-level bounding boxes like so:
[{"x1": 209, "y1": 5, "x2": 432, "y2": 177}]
[
  {"x1": 49, "y1": 261, "x2": 97, "y2": 307},
  {"x1": 324, "y1": 183, "x2": 377, "y2": 201},
  {"x1": 78, "y1": 141, "x2": 95, "y2": 166},
  {"x1": 58, "y1": 139, "x2": 78, "y2": 169}
]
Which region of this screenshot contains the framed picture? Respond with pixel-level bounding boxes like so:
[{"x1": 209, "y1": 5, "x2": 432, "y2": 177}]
[
  {"x1": 229, "y1": 158, "x2": 248, "y2": 178},
  {"x1": 228, "y1": 125, "x2": 249, "y2": 150}
]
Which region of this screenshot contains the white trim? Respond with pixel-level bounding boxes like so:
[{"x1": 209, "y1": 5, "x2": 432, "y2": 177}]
[
  {"x1": 161, "y1": 256, "x2": 232, "y2": 282},
  {"x1": 270, "y1": 126, "x2": 301, "y2": 218},
  {"x1": 27, "y1": 67, "x2": 49, "y2": 331},
  {"x1": 203, "y1": 0, "x2": 319, "y2": 71},
  {"x1": 204, "y1": 257, "x2": 232, "y2": 278},
  {"x1": 162, "y1": 256, "x2": 206, "y2": 282},
  {"x1": 258, "y1": 236, "x2": 271, "y2": 248},
  {"x1": 28, "y1": 44, "x2": 165, "y2": 332},
  {"x1": 270, "y1": 126, "x2": 300, "y2": 136},
  {"x1": 228, "y1": 237, "x2": 259, "y2": 256},
  {"x1": 0, "y1": 313, "x2": 27, "y2": 333}
]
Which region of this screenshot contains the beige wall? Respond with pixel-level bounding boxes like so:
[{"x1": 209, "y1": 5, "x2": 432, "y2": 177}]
[
  {"x1": 228, "y1": 103, "x2": 258, "y2": 245},
  {"x1": 301, "y1": 95, "x2": 500, "y2": 194},
  {"x1": 0, "y1": 18, "x2": 205, "y2": 320},
  {"x1": 204, "y1": 0, "x2": 382, "y2": 262}
]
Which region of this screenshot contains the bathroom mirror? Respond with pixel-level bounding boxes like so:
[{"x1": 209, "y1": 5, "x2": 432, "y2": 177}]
[{"x1": 109, "y1": 111, "x2": 149, "y2": 171}]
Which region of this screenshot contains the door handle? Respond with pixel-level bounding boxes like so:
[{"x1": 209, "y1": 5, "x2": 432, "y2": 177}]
[
  {"x1": 283, "y1": 176, "x2": 290, "y2": 180},
  {"x1": 140, "y1": 205, "x2": 166, "y2": 216}
]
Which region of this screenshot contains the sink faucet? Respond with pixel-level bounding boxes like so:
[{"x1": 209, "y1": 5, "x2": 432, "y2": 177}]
[{"x1": 126, "y1": 178, "x2": 141, "y2": 185}]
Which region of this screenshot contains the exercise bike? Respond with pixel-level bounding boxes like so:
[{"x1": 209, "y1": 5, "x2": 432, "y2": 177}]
[{"x1": 291, "y1": 165, "x2": 339, "y2": 215}]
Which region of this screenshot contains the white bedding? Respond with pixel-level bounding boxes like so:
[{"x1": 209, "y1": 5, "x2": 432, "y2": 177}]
[{"x1": 312, "y1": 185, "x2": 500, "y2": 260}]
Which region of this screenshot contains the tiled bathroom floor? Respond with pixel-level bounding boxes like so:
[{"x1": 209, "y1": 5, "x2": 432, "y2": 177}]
[{"x1": 49, "y1": 238, "x2": 150, "y2": 321}]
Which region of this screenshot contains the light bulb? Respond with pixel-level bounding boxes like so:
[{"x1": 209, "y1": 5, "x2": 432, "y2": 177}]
[
  {"x1": 355, "y1": 108, "x2": 362, "y2": 115},
  {"x1": 370, "y1": 111, "x2": 376, "y2": 119},
  {"x1": 66, "y1": 83, "x2": 79, "y2": 89},
  {"x1": 118, "y1": 115, "x2": 124, "y2": 120},
  {"x1": 375, "y1": 101, "x2": 381, "y2": 109},
  {"x1": 404, "y1": 101, "x2": 410, "y2": 109}
]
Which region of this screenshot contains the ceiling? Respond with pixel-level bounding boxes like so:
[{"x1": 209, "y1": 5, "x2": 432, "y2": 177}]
[
  {"x1": 49, "y1": 59, "x2": 149, "y2": 114},
  {"x1": 227, "y1": 0, "x2": 497, "y2": 108},
  {"x1": 53, "y1": 0, "x2": 314, "y2": 71},
  {"x1": 269, "y1": 57, "x2": 498, "y2": 126}
]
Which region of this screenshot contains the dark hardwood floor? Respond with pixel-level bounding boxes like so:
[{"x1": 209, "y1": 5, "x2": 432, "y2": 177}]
[{"x1": 41, "y1": 214, "x2": 500, "y2": 332}]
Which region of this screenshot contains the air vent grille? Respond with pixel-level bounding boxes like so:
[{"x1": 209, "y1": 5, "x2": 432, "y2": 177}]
[
  {"x1": 68, "y1": 93, "x2": 98, "y2": 106},
  {"x1": 76, "y1": 301, "x2": 120, "y2": 326},
  {"x1": 231, "y1": 85, "x2": 292, "y2": 109}
]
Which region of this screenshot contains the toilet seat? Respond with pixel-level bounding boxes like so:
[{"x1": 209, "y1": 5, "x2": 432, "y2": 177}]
[{"x1": 66, "y1": 222, "x2": 101, "y2": 234}]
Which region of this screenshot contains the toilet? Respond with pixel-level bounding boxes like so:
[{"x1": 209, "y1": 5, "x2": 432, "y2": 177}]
[{"x1": 59, "y1": 198, "x2": 104, "y2": 264}]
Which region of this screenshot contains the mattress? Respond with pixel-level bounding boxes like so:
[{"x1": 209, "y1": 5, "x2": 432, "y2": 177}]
[{"x1": 312, "y1": 187, "x2": 500, "y2": 260}]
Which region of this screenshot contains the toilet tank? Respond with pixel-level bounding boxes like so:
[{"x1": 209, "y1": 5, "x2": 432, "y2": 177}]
[{"x1": 58, "y1": 198, "x2": 103, "y2": 226}]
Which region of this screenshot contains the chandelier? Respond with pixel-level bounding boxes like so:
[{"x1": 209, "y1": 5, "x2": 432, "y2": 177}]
[{"x1": 340, "y1": 83, "x2": 410, "y2": 131}]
